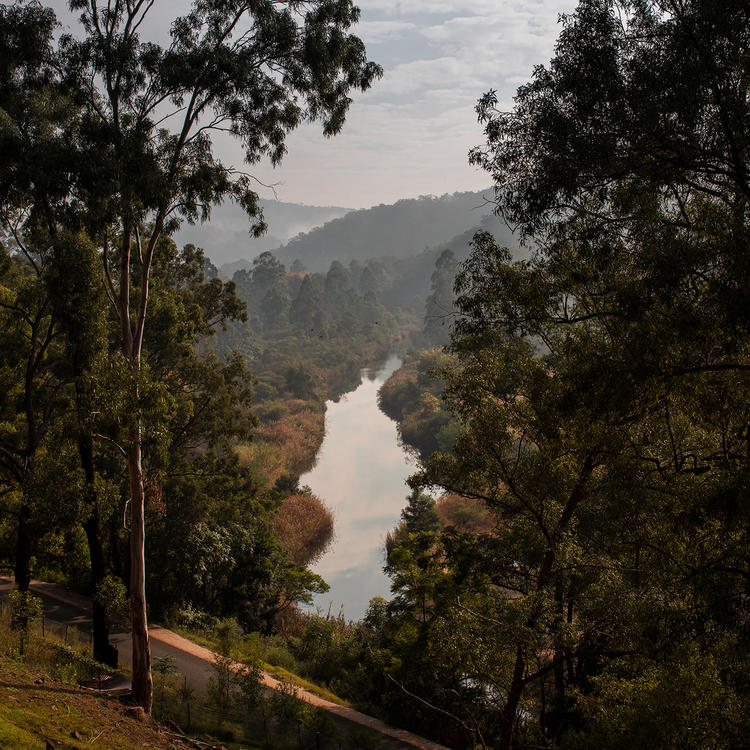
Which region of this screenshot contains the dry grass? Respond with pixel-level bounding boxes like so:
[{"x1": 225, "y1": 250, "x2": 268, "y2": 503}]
[
  {"x1": 238, "y1": 407, "x2": 326, "y2": 489},
  {"x1": 435, "y1": 494, "x2": 496, "y2": 535},
  {"x1": 272, "y1": 493, "x2": 334, "y2": 567},
  {"x1": 0, "y1": 657, "x2": 192, "y2": 749},
  {"x1": 255, "y1": 408, "x2": 325, "y2": 475}
]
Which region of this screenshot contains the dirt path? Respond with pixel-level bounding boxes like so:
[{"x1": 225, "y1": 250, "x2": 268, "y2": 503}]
[{"x1": 0, "y1": 578, "x2": 451, "y2": 750}]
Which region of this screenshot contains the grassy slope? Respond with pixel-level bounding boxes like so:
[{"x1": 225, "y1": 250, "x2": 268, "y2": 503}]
[{"x1": 0, "y1": 657, "x2": 191, "y2": 750}]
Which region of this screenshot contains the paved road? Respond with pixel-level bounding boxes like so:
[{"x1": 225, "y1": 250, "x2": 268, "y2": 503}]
[
  {"x1": 0, "y1": 577, "x2": 450, "y2": 750},
  {"x1": 0, "y1": 578, "x2": 215, "y2": 697}
]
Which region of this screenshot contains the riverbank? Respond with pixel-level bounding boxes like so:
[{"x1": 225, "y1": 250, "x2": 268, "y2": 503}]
[{"x1": 238, "y1": 331, "x2": 414, "y2": 495}]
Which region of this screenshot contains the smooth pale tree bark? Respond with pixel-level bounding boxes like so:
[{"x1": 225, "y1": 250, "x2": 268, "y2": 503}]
[
  {"x1": 128, "y1": 439, "x2": 151, "y2": 709},
  {"x1": 115, "y1": 220, "x2": 159, "y2": 711}
]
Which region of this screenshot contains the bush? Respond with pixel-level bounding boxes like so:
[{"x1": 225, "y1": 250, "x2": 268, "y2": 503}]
[
  {"x1": 176, "y1": 604, "x2": 217, "y2": 633},
  {"x1": 272, "y1": 492, "x2": 334, "y2": 567}
]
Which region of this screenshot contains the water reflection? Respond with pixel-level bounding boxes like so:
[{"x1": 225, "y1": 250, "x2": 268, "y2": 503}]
[{"x1": 300, "y1": 354, "x2": 415, "y2": 621}]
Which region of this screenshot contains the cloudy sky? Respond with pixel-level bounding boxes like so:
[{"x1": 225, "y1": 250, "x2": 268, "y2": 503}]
[
  {"x1": 50, "y1": 0, "x2": 576, "y2": 209},
  {"x1": 245, "y1": 0, "x2": 577, "y2": 208}
]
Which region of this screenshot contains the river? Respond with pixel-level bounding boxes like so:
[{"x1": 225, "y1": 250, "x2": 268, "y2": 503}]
[{"x1": 299, "y1": 354, "x2": 416, "y2": 621}]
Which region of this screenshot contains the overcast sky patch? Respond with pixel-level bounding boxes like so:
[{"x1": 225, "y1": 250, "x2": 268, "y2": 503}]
[{"x1": 46, "y1": 0, "x2": 576, "y2": 207}]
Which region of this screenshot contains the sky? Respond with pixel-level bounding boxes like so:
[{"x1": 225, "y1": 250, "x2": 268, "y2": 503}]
[
  {"x1": 48, "y1": 0, "x2": 576, "y2": 209},
  {"x1": 248, "y1": 0, "x2": 577, "y2": 208}
]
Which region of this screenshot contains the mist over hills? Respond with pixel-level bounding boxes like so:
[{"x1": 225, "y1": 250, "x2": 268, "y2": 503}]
[
  {"x1": 377, "y1": 213, "x2": 519, "y2": 313},
  {"x1": 273, "y1": 190, "x2": 496, "y2": 272},
  {"x1": 175, "y1": 199, "x2": 352, "y2": 267}
]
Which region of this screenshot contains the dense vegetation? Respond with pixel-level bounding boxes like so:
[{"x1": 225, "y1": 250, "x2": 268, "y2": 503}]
[
  {"x1": 178, "y1": 199, "x2": 352, "y2": 271},
  {"x1": 274, "y1": 192, "x2": 516, "y2": 271},
  {"x1": 378, "y1": 349, "x2": 457, "y2": 461},
  {"x1": 3, "y1": 0, "x2": 750, "y2": 748},
  {"x1": 0, "y1": 600, "x2": 383, "y2": 749},
  {"x1": 374, "y1": 1, "x2": 750, "y2": 748},
  {"x1": 0, "y1": 0, "x2": 380, "y2": 714}
]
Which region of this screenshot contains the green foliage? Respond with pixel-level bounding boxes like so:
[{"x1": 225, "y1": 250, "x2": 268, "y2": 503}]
[
  {"x1": 374, "y1": 2, "x2": 750, "y2": 748},
  {"x1": 207, "y1": 654, "x2": 240, "y2": 714},
  {"x1": 0, "y1": 0, "x2": 382, "y2": 710},
  {"x1": 7, "y1": 590, "x2": 43, "y2": 629},
  {"x1": 399, "y1": 490, "x2": 441, "y2": 536},
  {"x1": 277, "y1": 612, "x2": 385, "y2": 710},
  {"x1": 378, "y1": 350, "x2": 457, "y2": 461},
  {"x1": 213, "y1": 617, "x2": 245, "y2": 657},
  {"x1": 0, "y1": 246, "x2": 89, "y2": 590},
  {"x1": 275, "y1": 192, "x2": 516, "y2": 271},
  {"x1": 567, "y1": 648, "x2": 747, "y2": 750},
  {"x1": 94, "y1": 575, "x2": 128, "y2": 622},
  {"x1": 423, "y1": 249, "x2": 458, "y2": 346}
]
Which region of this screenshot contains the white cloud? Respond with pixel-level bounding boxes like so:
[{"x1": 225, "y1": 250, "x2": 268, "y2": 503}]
[
  {"x1": 361, "y1": 0, "x2": 511, "y2": 15},
  {"x1": 356, "y1": 20, "x2": 418, "y2": 43},
  {"x1": 235, "y1": 0, "x2": 578, "y2": 205}
]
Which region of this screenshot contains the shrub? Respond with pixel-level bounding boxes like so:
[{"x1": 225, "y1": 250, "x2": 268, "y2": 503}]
[{"x1": 272, "y1": 492, "x2": 334, "y2": 567}]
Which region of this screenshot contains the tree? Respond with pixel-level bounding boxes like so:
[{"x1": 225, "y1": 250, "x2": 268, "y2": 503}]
[
  {"x1": 252, "y1": 252, "x2": 287, "y2": 295},
  {"x1": 324, "y1": 259, "x2": 351, "y2": 301},
  {"x1": 290, "y1": 273, "x2": 323, "y2": 335},
  {"x1": 407, "y1": 1, "x2": 750, "y2": 747},
  {"x1": 0, "y1": 244, "x2": 82, "y2": 597},
  {"x1": 423, "y1": 249, "x2": 457, "y2": 346},
  {"x1": 47, "y1": 229, "x2": 119, "y2": 666},
  {"x1": 358, "y1": 265, "x2": 377, "y2": 296},
  {"x1": 260, "y1": 284, "x2": 291, "y2": 333},
  {"x1": 0, "y1": 0, "x2": 380, "y2": 712}
]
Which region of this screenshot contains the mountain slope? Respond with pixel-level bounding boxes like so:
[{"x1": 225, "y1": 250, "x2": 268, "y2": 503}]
[
  {"x1": 378, "y1": 213, "x2": 520, "y2": 312},
  {"x1": 175, "y1": 199, "x2": 352, "y2": 266},
  {"x1": 274, "y1": 190, "x2": 496, "y2": 271}
]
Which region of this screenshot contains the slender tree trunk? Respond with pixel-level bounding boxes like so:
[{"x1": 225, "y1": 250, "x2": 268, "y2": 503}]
[
  {"x1": 111, "y1": 518, "x2": 125, "y2": 584},
  {"x1": 116, "y1": 218, "x2": 152, "y2": 712},
  {"x1": 13, "y1": 503, "x2": 33, "y2": 637},
  {"x1": 14, "y1": 503, "x2": 32, "y2": 593},
  {"x1": 551, "y1": 577, "x2": 568, "y2": 740},
  {"x1": 128, "y1": 439, "x2": 152, "y2": 712},
  {"x1": 499, "y1": 645, "x2": 525, "y2": 750},
  {"x1": 79, "y1": 433, "x2": 118, "y2": 667},
  {"x1": 83, "y1": 509, "x2": 117, "y2": 666},
  {"x1": 86, "y1": 518, "x2": 117, "y2": 667}
]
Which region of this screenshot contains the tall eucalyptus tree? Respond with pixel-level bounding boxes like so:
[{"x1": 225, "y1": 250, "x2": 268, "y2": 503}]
[{"x1": 1, "y1": 0, "x2": 380, "y2": 712}]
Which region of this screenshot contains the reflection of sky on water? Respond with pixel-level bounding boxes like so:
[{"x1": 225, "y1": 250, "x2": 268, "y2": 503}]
[{"x1": 300, "y1": 355, "x2": 416, "y2": 621}]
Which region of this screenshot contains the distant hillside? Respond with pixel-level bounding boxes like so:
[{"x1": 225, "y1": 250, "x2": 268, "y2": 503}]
[
  {"x1": 175, "y1": 199, "x2": 352, "y2": 267},
  {"x1": 274, "y1": 190, "x2": 495, "y2": 271},
  {"x1": 378, "y1": 213, "x2": 520, "y2": 313}
]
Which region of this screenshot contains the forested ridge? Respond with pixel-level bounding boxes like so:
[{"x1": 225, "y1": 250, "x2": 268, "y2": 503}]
[
  {"x1": 2, "y1": 0, "x2": 750, "y2": 748},
  {"x1": 178, "y1": 199, "x2": 353, "y2": 270},
  {"x1": 273, "y1": 191, "x2": 510, "y2": 271}
]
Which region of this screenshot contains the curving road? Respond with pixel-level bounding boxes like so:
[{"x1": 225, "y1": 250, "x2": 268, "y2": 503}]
[{"x1": 0, "y1": 577, "x2": 450, "y2": 750}]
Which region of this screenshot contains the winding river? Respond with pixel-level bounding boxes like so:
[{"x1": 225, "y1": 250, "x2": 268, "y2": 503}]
[{"x1": 299, "y1": 355, "x2": 415, "y2": 621}]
